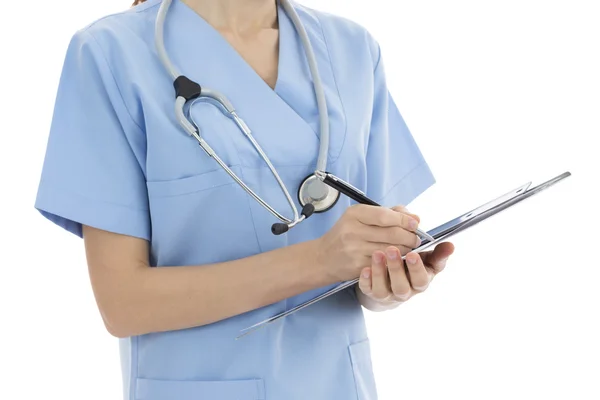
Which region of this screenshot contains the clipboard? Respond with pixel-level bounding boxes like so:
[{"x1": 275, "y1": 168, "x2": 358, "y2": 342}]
[{"x1": 237, "y1": 171, "x2": 572, "y2": 339}]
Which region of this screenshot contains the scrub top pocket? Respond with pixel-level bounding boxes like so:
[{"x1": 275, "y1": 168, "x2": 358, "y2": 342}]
[
  {"x1": 349, "y1": 339, "x2": 378, "y2": 400},
  {"x1": 146, "y1": 166, "x2": 262, "y2": 267},
  {"x1": 135, "y1": 377, "x2": 265, "y2": 400}
]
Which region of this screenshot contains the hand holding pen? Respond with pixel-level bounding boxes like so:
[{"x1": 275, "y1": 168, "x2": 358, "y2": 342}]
[
  {"x1": 314, "y1": 171, "x2": 435, "y2": 242},
  {"x1": 315, "y1": 170, "x2": 455, "y2": 312},
  {"x1": 308, "y1": 196, "x2": 429, "y2": 283}
]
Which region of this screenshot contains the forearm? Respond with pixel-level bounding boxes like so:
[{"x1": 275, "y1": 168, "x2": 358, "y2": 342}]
[{"x1": 103, "y1": 239, "x2": 334, "y2": 337}]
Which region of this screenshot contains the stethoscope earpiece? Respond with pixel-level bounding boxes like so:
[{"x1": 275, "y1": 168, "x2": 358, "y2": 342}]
[
  {"x1": 301, "y1": 203, "x2": 316, "y2": 218},
  {"x1": 271, "y1": 223, "x2": 290, "y2": 235},
  {"x1": 271, "y1": 203, "x2": 318, "y2": 235}
]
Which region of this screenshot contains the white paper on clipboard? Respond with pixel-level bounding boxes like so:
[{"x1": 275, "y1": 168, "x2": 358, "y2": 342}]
[{"x1": 237, "y1": 171, "x2": 571, "y2": 339}]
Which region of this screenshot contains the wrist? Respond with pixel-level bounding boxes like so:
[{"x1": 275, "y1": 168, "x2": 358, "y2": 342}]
[{"x1": 303, "y1": 238, "x2": 337, "y2": 287}]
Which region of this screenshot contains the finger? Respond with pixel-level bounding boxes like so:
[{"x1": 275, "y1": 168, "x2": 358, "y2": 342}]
[
  {"x1": 405, "y1": 252, "x2": 430, "y2": 292},
  {"x1": 391, "y1": 205, "x2": 421, "y2": 223},
  {"x1": 358, "y1": 267, "x2": 372, "y2": 296},
  {"x1": 352, "y1": 204, "x2": 420, "y2": 230},
  {"x1": 362, "y1": 242, "x2": 413, "y2": 258},
  {"x1": 360, "y1": 225, "x2": 421, "y2": 249},
  {"x1": 386, "y1": 246, "x2": 411, "y2": 301},
  {"x1": 370, "y1": 251, "x2": 393, "y2": 301},
  {"x1": 421, "y1": 242, "x2": 455, "y2": 274}
]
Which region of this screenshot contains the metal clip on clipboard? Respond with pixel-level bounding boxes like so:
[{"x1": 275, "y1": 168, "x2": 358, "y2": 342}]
[{"x1": 237, "y1": 171, "x2": 572, "y2": 339}]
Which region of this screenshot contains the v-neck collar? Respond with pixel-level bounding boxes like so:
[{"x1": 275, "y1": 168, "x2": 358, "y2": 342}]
[
  {"x1": 166, "y1": 1, "x2": 318, "y2": 130},
  {"x1": 161, "y1": 0, "x2": 347, "y2": 168},
  {"x1": 174, "y1": 0, "x2": 288, "y2": 94}
]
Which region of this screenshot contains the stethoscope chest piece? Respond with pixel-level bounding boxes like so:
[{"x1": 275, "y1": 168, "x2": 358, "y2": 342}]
[{"x1": 298, "y1": 173, "x2": 340, "y2": 213}]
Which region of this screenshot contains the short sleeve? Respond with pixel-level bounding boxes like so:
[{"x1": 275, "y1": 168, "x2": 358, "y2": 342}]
[
  {"x1": 365, "y1": 44, "x2": 435, "y2": 207},
  {"x1": 34, "y1": 30, "x2": 150, "y2": 240}
]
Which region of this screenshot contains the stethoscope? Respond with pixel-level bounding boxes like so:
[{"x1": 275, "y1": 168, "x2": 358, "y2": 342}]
[{"x1": 155, "y1": 0, "x2": 340, "y2": 235}]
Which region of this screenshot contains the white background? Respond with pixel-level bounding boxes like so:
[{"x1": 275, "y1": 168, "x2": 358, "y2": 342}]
[{"x1": 1, "y1": 0, "x2": 598, "y2": 399}]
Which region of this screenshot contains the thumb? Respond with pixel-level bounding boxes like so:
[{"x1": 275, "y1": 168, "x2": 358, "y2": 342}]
[{"x1": 421, "y1": 242, "x2": 455, "y2": 274}]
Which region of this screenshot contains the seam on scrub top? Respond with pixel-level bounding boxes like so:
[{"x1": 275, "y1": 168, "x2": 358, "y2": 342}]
[
  {"x1": 313, "y1": 13, "x2": 349, "y2": 165},
  {"x1": 145, "y1": 163, "x2": 245, "y2": 184},
  {"x1": 80, "y1": 0, "x2": 161, "y2": 30},
  {"x1": 374, "y1": 162, "x2": 428, "y2": 204},
  {"x1": 82, "y1": 30, "x2": 147, "y2": 138},
  {"x1": 372, "y1": 41, "x2": 383, "y2": 73},
  {"x1": 237, "y1": 163, "x2": 321, "y2": 170},
  {"x1": 39, "y1": 178, "x2": 150, "y2": 212},
  {"x1": 132, "y1": 335, "x2": 139, "y2": 400},
  {"x1": 205, "y1": 107, "x2": 263, "y2": 253},
  {"x1": 236, "y1": 167, "x2": 264, "y2": 254},
  {"x1": 347, "y1": 345, "x2": 361, "y2": 400},
  {"x1": 149, "y1": 182, "x2": 238, "y2": 198}
]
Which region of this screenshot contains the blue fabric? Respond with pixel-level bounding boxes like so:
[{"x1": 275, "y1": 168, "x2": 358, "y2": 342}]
[{"x1": 35, "y1": 1, "x2": 435, "y2": 399}]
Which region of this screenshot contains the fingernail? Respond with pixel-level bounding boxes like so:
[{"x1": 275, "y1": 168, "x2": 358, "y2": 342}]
[
  {"x1": 374, "y1": 252, "x2": 385, "y2": 264},
  {"x1": 386, "y1": 248, "x2": 398, "y2": 260},
  {"x1": 362, "y1": 269, "x2": 371, "y2": 279},
  {"x1": 415, "y1": 237, "x2": 422, "y2": 247},
  {"x1": 409, "y1": 219, "x2": 418, "y2": 230},
  {"x1": 406, "y1": 255, "x2": 417, "y2": 264}
]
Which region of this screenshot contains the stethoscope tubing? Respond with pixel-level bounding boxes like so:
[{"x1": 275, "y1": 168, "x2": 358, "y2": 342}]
[{"x1": 155, "y1": 0, "x2": 332, "y2": 230}]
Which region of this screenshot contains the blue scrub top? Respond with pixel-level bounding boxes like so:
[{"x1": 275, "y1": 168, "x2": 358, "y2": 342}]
[{"x1": 35, "y1": 0, "x2": 435, "y2": 399}]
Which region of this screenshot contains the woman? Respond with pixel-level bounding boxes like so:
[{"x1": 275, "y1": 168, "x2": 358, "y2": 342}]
[{"x1": 35, "y1": 0, "x2": 454, "y2": 398}]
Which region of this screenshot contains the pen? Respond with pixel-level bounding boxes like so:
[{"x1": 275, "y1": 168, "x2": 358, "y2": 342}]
[{"x1": 314, "y1": 171, "x2": 435, "y2": 242}]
